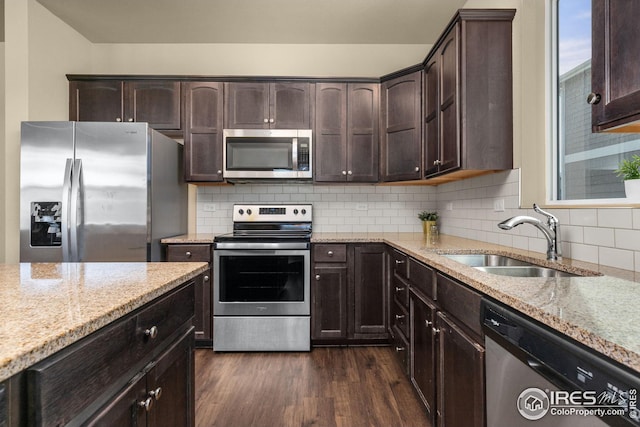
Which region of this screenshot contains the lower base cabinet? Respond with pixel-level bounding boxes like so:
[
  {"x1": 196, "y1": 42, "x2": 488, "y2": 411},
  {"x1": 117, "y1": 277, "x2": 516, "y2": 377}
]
[
  {"x1": 312, "y1": 243, "x2": 388, "y2": 344},
  {"x1": 410, "y1": 289, "x2": 437, "y2": 423}
]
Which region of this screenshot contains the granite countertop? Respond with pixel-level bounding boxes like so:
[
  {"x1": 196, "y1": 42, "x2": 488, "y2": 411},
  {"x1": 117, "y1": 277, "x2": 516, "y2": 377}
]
[
  {"x1": 164, "y1": 232, "x2": 640, "y2": 374},
  {"x1": 0, "y1": 262, "x2": 208, "y2": 383}
]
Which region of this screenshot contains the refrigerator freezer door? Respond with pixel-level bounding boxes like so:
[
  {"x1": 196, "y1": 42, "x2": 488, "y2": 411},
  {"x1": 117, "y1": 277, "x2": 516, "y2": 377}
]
[
  {"x1": 74, "y1": 122, "x2": 149, "y2": 261},
  {"x1": 20, "y1": 122, "x2": 75, "y2": 262}
]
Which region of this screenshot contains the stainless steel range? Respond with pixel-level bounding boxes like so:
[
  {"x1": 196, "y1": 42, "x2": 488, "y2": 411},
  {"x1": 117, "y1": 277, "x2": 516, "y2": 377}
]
[{"x1": 213, "y1": 204, "x2": 312, "y2": 351}]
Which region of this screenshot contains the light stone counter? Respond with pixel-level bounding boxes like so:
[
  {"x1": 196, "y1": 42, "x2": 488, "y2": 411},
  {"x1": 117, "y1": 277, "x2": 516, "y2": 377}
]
[
  {"x1": 0, "y1": 262, "x2": 208, "y2": 383},
  {"x1": 162, "y1": 232, "x2": 640, "y2": 374}
]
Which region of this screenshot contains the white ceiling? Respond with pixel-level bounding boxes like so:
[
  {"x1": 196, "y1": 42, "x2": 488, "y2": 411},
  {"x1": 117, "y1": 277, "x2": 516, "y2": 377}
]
[{"x1": 35, "y1": 0, "x2": 468, "y2": 44}]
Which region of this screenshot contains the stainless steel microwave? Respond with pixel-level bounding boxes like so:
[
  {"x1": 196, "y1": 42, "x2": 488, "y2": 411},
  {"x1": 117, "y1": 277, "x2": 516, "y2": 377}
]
[{"x1": 223, "y1": 129, "x2": 312, "y2": 179}]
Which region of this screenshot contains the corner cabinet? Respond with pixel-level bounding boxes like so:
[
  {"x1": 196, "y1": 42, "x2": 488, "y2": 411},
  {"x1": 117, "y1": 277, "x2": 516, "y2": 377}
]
[
  {"x1": 380, "y1": 70, "x2": 423, "y2": 182},
  {"x1": 314, "y1": 83, "x2": 379, "y2": 182},
  {"x1": 224, "y1": 82, "x2": 313, "y2": 129},
  {"x1": 183, "y1": 82, "x2": 224, "y2": 182},
  {"x1": 591, "y1": 0, "x2": 640, "y2": 132},
  {"x1": 312, "y1": 243, "x2": 388, "y2": 345},
  {"x1": 423, "y1": 10, "x2": 515, "y2": 182},
  {"x1": 68, "y1": 78, "x2": 182, "y2": 135}
]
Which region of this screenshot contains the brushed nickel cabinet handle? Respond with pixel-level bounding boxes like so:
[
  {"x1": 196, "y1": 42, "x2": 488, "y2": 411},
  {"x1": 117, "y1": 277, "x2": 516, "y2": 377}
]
[
  {"x1": 149, "y1": 387, "x2": 163, "y2": 401},
  {"x1": 145, "y1": 326, "x2": 159, "y2": 339},
  {"x1": 138, "y1": 397, "x2": 153, "y2": 412},
  {"x1": 587, "y1": 93, "x2": 601, "y2": 105}
]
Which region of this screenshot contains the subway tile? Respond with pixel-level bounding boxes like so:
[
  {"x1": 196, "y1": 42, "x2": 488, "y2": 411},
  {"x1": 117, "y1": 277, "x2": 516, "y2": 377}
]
[
  {"x1": 570, "y1": 243, "x2": 599, "y2": 264},
  {"x1": 583, "y1": 227, "x2": 615, "y2": 247},
  {"x1": 599, "y1": 247, "x2": 635, "y2": 271},
  {"x1": 597, "y1": 208, "x2": 633, "y2": 229},
  {"x1": 569, "y1": 209, "x2": 598, "y2": 227},
  {"x1": 614, "y1": 229, "x2": 640, "y2": 251}
]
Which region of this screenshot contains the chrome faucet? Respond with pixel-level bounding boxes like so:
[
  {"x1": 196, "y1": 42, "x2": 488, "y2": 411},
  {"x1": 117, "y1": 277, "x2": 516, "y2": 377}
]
[{"x1": 498, "y1": 204, "x2": 562, "y2": 261}]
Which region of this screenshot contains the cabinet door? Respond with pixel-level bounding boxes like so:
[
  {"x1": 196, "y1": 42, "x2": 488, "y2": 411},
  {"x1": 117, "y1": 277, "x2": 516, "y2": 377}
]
[
  {"x1": 423, "y1": 58, "x2": 440, "y2": 177},
  {"x1": 380, "y1": 71, "x2": 422, "y2": 181},
  {"x1": 84, "y1": 373, "x2": 147, "y2": 427},
  {"x1": 347, "y1": 83, "x2": 379, "y2": 182},
  {"x1": 591, "y1": 0, "x2": 640, "y2": 131},
  {"x1": 436, "y1": 312, "x2": 485, "y2": 427},
  {"x1": 146, "y1": 329, "x2": 195, "y2": 427},
  {"x1": 410, "y1": 291, "x2": 437, "y2": 422},
  {"x1": 271, "y1": 82, "x2": 312, "y2": 129},
  {"x1": 351, "y1": 244, "x2": 388, "y2": 339},
  {"x1": 224, "y1": 83, "x2": 270, "y2": 129},
  {"x1": 312, "y1": 263, "x2": 348, "y2": 341},
  {"x1": 314, "y1": 83, "x2": 348, "y2": 182},
  {"x1": 438, "y1": 29, "x2": 461, "y2": 175},
  {"x1": 183, "y1": 82, "x2": 224, "y2": 182},
  {"x1": 69, "y1": 80, "x2": 124, "y2": 122},
  {"x1": 125, "y1": 81, "x2": 181, "y2": 130}
]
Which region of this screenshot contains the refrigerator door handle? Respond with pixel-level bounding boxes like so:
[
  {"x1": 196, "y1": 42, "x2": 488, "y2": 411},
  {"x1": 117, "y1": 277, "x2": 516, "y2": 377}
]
[
  {"x1": 70, "y1": 159, "x2": 83, "y2": 262},
  {"x1": 61, "y1": 158, "x2": 74, "y2": 262}
]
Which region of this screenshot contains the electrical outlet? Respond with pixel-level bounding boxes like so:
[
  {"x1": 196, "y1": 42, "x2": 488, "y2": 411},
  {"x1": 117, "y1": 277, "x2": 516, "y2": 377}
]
[
  {"x1": 493, "y1": 199, "x2": 505, "y2": 212},
  {"x1": 355, "y1": 203, "x2": 368, "y2": 211},
  {"x1": 203, "y1": 203, "x2": 217, "y2": 212},
  {"x1": 446, "y1": 202, "x2": 453, "y2": 211}
]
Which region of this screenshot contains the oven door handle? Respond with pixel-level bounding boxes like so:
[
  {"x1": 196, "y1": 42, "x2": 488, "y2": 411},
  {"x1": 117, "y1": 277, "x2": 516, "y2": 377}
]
[{"x1": 214, "y1": 242, "x2": 310, "y2": 250}]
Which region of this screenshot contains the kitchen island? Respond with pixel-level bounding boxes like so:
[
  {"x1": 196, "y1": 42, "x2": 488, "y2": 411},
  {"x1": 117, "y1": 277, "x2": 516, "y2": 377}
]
[{"x1": 0, "y1": 261, "x2": 207, "y2": 426}]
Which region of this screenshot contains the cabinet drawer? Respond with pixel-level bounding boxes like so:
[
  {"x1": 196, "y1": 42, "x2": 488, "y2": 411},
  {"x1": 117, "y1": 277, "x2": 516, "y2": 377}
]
[
  {"x1": 392, "y1": 275, "x2": 409, "y2": 309},
  {"x1": 390, "y1": 249, "x2": 409, "y2": 280},
  {"x1": 391, "y1": 299, "x2": 409, "y2": 339},
  {"x1": 166, "y1": 244, "x2": 212, "y2": 263},
  {"x1": 27, "y1": 282, "x2": 195, "y2": 427},
  {"x1": 391, "y1": 328, "x2": 410, "y2": 376},
  {"x1": 408, "y1": 258, "x2": 435, "y2": 299},
  {"x1": 313, "y1": 244, "x2": 347, "y2": 263},
  {"x1": 437, "y1": 273, "x2": 482, "y2": 339}
]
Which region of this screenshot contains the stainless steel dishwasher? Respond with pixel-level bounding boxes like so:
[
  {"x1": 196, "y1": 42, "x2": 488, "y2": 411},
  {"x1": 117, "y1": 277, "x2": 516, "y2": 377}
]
[{"x1": 482, "y1": 299, "x2": 640, "y2": 427}]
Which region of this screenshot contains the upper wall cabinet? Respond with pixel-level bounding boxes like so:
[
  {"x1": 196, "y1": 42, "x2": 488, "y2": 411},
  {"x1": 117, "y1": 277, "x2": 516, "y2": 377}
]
[
  {"x1": 591, "y1": 0, "x2": 640, "y2": 132},
  {"x1": 224, "y1": 82, "x2": 313, "y2": 129},
  {"x1": 68, "y1": 79, "x2": 182, "y2": 134},
  {"x1": 380, "y1": 70, "x2": 423, "y2": 182},
  {"x1": 314, "y1": 82, "x2": 379, "y2": 182},
  {"x1": 423, "y1": 10, "x2": 515, "y2": 183},
  {"x1": 183, "y1": 82, "x2": 224, "y2": 182}
]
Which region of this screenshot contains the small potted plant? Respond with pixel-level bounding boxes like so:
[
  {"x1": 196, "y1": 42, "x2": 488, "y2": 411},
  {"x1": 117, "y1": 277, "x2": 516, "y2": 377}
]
[
  {"x1": 615, "y1": 154, "x2": 640, "y2": 200},
  {"x1": 418, "y1": 211, "x2": 438, "y2": 239}
]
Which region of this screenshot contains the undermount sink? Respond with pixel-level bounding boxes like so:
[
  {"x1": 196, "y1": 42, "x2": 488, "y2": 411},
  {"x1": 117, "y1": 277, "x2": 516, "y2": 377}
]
[
  {"x1": 474, "y1": 265, "x2": 578, "y2": 278},
  {"x1": 442, "y1": 253, "x2": 531, "y2": 267},
  {"x1": 443, "y1": 253, "x2": 580, "y2": 278}
]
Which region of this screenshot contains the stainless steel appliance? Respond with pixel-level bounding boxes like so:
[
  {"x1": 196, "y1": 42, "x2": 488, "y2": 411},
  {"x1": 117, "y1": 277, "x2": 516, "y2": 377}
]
[
  {"x1": 213, "y1": 204, "x2": 312, "y2": 351},
  {"x1": 20, "y1": 121, "x2": 187, "y2": 262},
  {"x1": 223, "y1": 129, "x2": 312, "y2": 180},
  {"x1": 483, "y1": 299, "x2": 640, "y2": 427}
]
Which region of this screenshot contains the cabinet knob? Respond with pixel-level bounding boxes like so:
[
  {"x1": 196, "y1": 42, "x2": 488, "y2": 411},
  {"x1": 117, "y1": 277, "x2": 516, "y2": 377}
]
[
  {"x1": 433, "y1": 160, "x2": 442, "y2": 166},
  {"x1": 327, "y1": 251, "x2": 334, "y2": 257},
  {"x1": 425, "y1": 320, "x2": 433, "y2": 327},
  {"x1": 432, "y1": 327, "x2": 440, "y2": 335},
  {"x1": 149, "y1": 387, "x2": 163, "y2": 401},
  {"x1": 138, "y1": 397, "x2": 153, "y2": 412},
  {"x1": 269, "y1": 118, "x2": 275, "y2": 123},
  {"x1": 587, "y1": 93, "x2": 601, "y2": 105},
  {"x1": 315, "y1": 274, "x2": 321, "y2": 281},
  {"x1": 415, "y1": 166, "x2": 420, "y2": 172},
  {"x1": 395, "y1": 259, "x2": 405, "y2": 265},
  {"x1": 203, "y1": 275, "x2": 210, "y2": 282},
  {"x1": 395, "y1": 314, "x2": 405, "y2": 320},
  {"x1": 342, "y1": 171, "x2": 347, "y2": 175},
  {"x1": 395, "y1": 286, "x2": 405, "y2": 292},
  {"x1": 127, "y1": 118, "x2": 134, "y2": 122},
  {"x1": 185, "y1": 251, "x2": 192, "y2": 258},
  {"x1": 116, "y1": 117, "x2": 122, "y2": 122},
  {"x1": 217, "y1": 170, "x2": 222, "y2": 174},
  {"x1": 264, "y1": 118, "x2": 269, "y2": 123},
  {"x1": 145, "y1": 326, "x2": 159, "y2": 339},
  {"x1": 395, "y1": 346, "x2": 405, "y2": 352}
]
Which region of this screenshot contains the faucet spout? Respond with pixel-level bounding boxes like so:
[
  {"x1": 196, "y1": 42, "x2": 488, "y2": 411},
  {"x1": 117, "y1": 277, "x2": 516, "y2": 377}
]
[{"x1": 497, "y1": 205, "x2": 562, "y2": 261}]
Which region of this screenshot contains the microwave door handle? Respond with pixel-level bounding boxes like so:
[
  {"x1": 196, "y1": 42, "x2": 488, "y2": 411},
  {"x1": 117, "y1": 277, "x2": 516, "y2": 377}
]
[{"x1": 292, "y1": 137, "x2": 298, "y2": 171}]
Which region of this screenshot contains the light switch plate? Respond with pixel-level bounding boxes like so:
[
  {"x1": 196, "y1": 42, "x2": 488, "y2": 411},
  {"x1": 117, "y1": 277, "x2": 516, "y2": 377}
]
[
  {"x1": 493, "y1": 199, "x2": 505, "y2": 212},
  {"x1": 203, "y1": 203, "x2": 217, "y2": 212}
]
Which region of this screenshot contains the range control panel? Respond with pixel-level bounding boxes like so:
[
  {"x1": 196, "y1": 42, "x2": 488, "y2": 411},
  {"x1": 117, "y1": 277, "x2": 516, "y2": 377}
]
[{"x1": 232, "y1": 204, "x2": 313, "y2": 222}]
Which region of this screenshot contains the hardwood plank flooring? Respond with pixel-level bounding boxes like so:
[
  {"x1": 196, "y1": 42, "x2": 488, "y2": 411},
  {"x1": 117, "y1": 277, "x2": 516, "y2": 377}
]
[{"x1": 195, "y1": 347, "x2": 432, "y2": 427}]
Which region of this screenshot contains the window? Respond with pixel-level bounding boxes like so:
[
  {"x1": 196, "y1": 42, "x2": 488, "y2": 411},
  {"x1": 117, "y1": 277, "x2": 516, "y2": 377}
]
[{"x1": 553, "y1": 0, "x2": 640, "y2": 202}]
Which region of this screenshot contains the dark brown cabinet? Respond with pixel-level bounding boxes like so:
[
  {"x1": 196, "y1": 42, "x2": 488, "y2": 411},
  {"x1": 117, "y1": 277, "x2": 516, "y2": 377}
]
[
  {"x1": 423, "y1": 10, "x2": 515, "y2": 182},
  {"x1": 225, "y1": 82, "x2": 312, "y2": 129},
  {"x1": 312, "y1": 243, "x2": 388, "y2": 344},
  {"x1": 165, "y1": 244, "x2": 213, "y2": 347},
  {"x1": 183, "y1": 82, "x2": 224, "y2": 182},
  {"x1": 591, "y1": 0, "x2": 640, "y2": 132},
  {"x1": 380, "y1": 70, "x2": 423, "y2": 181},
  {"x1": 410, "y1": 290, "x2": 437, "y2": 424},
  {"x1": 69, "y1": 79, "x2": 182, "y2": 133},
  {"x1": 314, "y1": 83, "x2": 379, "y2": 182}
]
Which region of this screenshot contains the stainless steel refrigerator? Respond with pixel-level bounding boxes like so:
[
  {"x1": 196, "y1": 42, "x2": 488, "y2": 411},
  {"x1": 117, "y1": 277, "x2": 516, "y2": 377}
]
[{"x1": 20, "y1": 121, "x2": 187, "y2": 262}]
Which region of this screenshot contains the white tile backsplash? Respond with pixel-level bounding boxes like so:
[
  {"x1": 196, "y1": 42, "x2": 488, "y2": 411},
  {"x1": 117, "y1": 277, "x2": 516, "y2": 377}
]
[{"x1": 196, "y1": 169, "x2": 640, "y2": 272}]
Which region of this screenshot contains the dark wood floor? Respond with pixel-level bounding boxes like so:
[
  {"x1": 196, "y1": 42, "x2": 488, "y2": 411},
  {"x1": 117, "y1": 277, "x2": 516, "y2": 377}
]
[{"x1": 195, "y1": 346, "x2": 432, "y2": 427}]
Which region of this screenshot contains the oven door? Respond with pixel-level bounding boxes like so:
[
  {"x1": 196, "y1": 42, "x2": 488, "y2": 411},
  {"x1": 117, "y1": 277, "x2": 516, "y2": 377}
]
[{"x1": 213, "y1": 246, "x2": 310, "y2": 316}]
